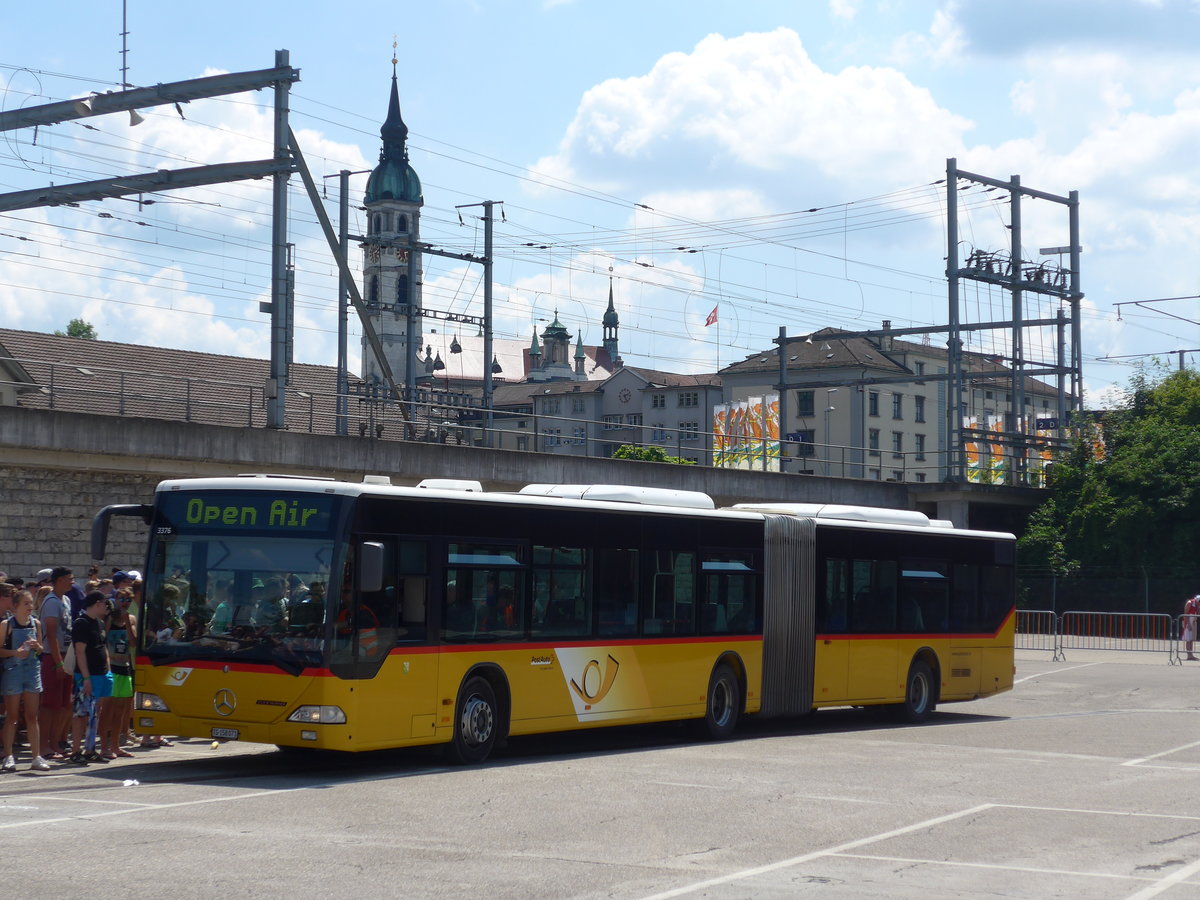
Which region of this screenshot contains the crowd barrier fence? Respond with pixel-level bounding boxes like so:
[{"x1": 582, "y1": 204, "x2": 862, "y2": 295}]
[{"x1": 1016, "y1": 609, "x2": 1187, "y2": 665}]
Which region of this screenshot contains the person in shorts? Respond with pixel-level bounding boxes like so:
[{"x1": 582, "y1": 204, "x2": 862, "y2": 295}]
[
  {"x1": 1, "y1": 591, "x2": 50, "y2": 771},
  {"x1": 68, "y1": 592, "x2": 113, "y2": 766},
  {"x1": 98, "y1": 589, "x2": 137, "y2": 759}
]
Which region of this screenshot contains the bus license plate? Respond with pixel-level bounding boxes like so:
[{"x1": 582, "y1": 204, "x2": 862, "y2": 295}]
[{"x1": 211, "y1": 727, "x2": 239, "y2": 740}]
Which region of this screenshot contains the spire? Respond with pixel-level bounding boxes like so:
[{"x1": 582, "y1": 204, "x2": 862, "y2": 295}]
[
  {"x1": 603, "y1": 277, "x2": 619, "y2": 327},
  {"x1": 380, "y1": 73, "x2": 409, "y2": 160},
  {"x1": 602, "y1": 276, "x2": 621, "y2": 368},
  {"x1": 574, "y1": 331, "x2": 586, "y2": 359},
  {"x1": 528, "y1": 328, "x2": 542, "y2": 357}
]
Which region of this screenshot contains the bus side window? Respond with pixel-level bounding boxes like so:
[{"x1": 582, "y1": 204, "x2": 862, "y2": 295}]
[
  {"x1": 822, "y1": 558, "x2": 850, "y2": 633},
  {"x1": 397, "y1": 540, "x2": 427, "y2": 642},
  {"x1": 596, "y1": 548, "x2": 638, "y2": 637},
  {"x1": 648, "y1": 551, "x2": 695, "y2": 636}
]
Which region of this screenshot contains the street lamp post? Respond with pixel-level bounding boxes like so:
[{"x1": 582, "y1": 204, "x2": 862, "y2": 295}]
[{"x1": 824, "y1": 388, "x2": 838, "y2": 476}]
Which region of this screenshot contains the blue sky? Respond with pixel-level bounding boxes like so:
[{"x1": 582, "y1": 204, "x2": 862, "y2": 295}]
[{"x1": 3, "y1": 1, "x2": 1199, "y2": 406}]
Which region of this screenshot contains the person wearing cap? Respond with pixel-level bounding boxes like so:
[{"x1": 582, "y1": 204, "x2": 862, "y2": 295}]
[
  {"x1": 1184, "y1": 595, "x2": 1200, "y2": 661},
  {"x1": 35, "y1": 568, "x2": 53, "y2": 586}
]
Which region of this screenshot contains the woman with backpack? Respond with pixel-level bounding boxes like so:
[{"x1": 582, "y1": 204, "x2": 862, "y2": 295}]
[{"x1": 1, "y1": 590, "x2": 50, "y2": 771}]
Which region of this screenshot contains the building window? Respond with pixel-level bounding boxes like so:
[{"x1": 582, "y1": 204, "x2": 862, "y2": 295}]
[
  {"x1": 892, "y1": 393, "x2": 903, "y2": 420},
  {"x1": 915, "y1": 361, "x2": 925, "y2": 383},
  {"x1": 892, "y1": 431, "x2": 903, "y2": 457},
  {"x1": 651, "y1": 426, "x2": 668, "y2": 441},
  {"x1": 868, "y1": 428, "x2": 880, "y2": 457},
  {"x1": 543, "y1": 429, "x2": 561, "y2": 446},
  {"x1": 914, "y1": 395, "x2": 926, "y2": 423},
  {"x1": 396, "y1": 273, "x2": 409, "y2": 307},
  {"x1": 603, "y1": 415, "x2": 622, "y2": 430},
  {"x1": 397, "y1": 214, "x2": 408, "y2": 233},
  {"x1": 869, "y1": 391, "x2": 879, "y2": 417},
  {"x1": 367, "y1": 275, "x2": 379, "y2": 307},
  {"x1": 627, "y1": 414, "x2": 643, "y2": 427},
  {"x1": 795, "y1": 390, "x2": 815, "y2": 417},
  {"x1": 573, "y1": 427, "x2": 586, "y2": 445},
  {"x1": 915, "y1": 472, "x2": 926, "y2": 482},
  {"x1": 891, "y1": 471, "x2": 904, "y2": 482},
  {"x1": 915, "y1": 434, "x2": 926, "y2": 461},
  {"x1": 678, "y1": 392, "x2": 699, "y2": 408},
  {"x1": 681, "y1": 421, "x2": 699, "y2": 441},
  {"x1": 517, "y1": 436, "x2": 529, "y2": 451},
  {"x1": 571, "y1": 396, "x2": 585, "y2": 413},
  {"x1": 543, "y1": 399, "x2": 561, "y2": 415},
  {"x1": 651, "y1": 394, "x2": 666, "y2": 409},
  {"x1": 869, "y1": 468, "x2": 881, "y2": 481}
]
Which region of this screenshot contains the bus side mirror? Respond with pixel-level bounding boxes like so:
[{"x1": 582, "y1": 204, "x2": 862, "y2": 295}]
[
  {"x1": 91, "y1": 504, "x2": 153, "y2": 560},
  {"x1": 359, "y1": 542, "x2": 385, "y2": 593}
]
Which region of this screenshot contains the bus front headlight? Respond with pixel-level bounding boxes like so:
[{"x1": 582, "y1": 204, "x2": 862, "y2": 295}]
[
  {"x1": 287, "y1": 705, "x2": 347, "y2": 725},
  {"x1": 136, "y1": 692, "x2": 170, "y2": 712}
]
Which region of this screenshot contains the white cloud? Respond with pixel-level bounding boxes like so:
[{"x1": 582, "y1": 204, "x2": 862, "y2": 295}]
[
  {"x1": 535, "y1": 28, "x2": 974, "y2": 202},
  {"x1": 829, "y1": 0, "x2": 859, "y2": 21},
  {"x1": 890, "y1": 5, "x2": 968, "y2": 66}
]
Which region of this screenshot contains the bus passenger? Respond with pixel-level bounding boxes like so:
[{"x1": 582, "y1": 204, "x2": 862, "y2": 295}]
[{"x1": 253, "y1": 577, "x2": 288, "y2": 633}]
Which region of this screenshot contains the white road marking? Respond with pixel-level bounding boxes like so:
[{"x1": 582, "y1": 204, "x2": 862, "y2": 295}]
[
  {"x1": 1124, "y1": 855, "x2": 1200, "y2": 899},
  {"x1": 637, "y1": 803, "x2": 995, "y2": 899},
  {"x1": 840, "y1": 852, "x2": 1155, "y2": 883},
  {"x1": 1013, "y1": 662, "x2": 1101, "y2": 685},
  {"x1": 1123, "y1": 739, "x2": 1200, "y2": 767},
  {"x1": 0, "y1": 765, "x2": 451, "y2": 830},
  {"x1": 640, "y1": 802, "x2": 1200, "y2": 899}
]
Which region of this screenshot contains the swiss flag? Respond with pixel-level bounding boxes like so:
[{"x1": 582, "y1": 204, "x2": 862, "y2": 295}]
[{"x1": 705, "y1": 306, "x2": 719, "y2": 327}]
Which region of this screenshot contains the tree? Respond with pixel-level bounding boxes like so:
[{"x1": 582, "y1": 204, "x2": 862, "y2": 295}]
[
  {"x1": 1019, "y1": 366, "x2": 1200, "y2": 576},
  {"x1": 611, "y1": 444, "x2": 696, "y2": 465},
  {"x1": 54, "y1": 318, "x2": 98, "y2": 340}
]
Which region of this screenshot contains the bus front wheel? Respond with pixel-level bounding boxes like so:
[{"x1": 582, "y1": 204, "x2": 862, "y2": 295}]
[
  {"x1": 897, "y1": 659, "x2": 936, "y2": 723},
  {"x1": 448, "y1": 676, "x2": 498, "y2": 765},
  {"x1": 702, "y1": 663, "x2": 741, "y2": 739}
]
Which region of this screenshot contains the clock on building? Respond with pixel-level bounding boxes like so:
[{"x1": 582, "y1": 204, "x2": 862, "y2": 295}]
[{"x1": 618, "y1": 388, "x2": 631, "y2": 403}]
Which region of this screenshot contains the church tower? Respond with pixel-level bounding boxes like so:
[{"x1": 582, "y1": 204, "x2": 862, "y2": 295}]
[
  {"x1": 603, "y1": 277, "x2": 622, "y2": 369},
  {"x1": 361, "y1": 57, "x2": 424, "y2": 390}
]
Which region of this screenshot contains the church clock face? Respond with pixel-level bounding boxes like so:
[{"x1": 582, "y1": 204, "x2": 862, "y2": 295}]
[{"x1": 619, "y1": 388, "x2": 631, "y2": 403}]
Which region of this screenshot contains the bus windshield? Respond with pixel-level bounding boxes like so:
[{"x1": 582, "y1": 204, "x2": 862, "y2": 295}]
[{"x1": 140, "y1": 489, "x2": 346, "y2": 674}]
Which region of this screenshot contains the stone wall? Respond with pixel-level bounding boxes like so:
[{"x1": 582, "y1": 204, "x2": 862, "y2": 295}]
[{"x1": 0, "y1": 463, "x2": 159, "y2": 580}]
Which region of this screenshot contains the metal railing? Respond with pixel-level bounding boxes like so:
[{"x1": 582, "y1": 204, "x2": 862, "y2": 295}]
[
  {"x1": 1, "y1": 359, "x2": 951, "y2": 480},
  {"x1": 1016, "y1": 609, "x2": 1187, "y2": 665}
]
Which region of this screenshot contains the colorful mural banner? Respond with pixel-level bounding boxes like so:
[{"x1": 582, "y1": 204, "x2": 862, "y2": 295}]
[{"x1": 713, "y1": 394, "x2": 779, "y2": 471}]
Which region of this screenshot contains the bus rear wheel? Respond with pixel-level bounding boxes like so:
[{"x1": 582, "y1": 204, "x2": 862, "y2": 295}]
[
  {"x1": 702, "y1": 663, "x2": 741, "y2": 739},
  {"x1": 896, "y1": 659, "x2": 936, "y2": 723},
  {"x1": 448, "y1": 676, "x2": 498, "y2": 765}
]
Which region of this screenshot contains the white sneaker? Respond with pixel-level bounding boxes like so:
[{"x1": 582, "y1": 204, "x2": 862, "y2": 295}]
[
  {"x1": 1, "y1": 755, "x2": 15, "y2": 772},
  {"x1": 31, "y1": 756, "x2": 50, "y2": 771}
]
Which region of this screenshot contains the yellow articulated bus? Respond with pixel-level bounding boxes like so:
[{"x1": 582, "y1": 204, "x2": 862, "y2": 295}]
[{"x1": 92, "y1": 475, "x2": 1014, "y2": 763}]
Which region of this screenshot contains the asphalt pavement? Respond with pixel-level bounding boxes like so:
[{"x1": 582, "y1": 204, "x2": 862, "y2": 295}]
[{"x1": 6, "y1": 649, "x2": 1200, "y2": 898}]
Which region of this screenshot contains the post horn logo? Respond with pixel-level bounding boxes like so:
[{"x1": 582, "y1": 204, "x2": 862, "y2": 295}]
[
  {"x1": 213, "y1": 689, "x2": 237, "y2": 717},
  {"x1": 569, "y1": 654, "x2": 620, "y2": 707}
]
